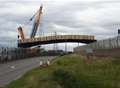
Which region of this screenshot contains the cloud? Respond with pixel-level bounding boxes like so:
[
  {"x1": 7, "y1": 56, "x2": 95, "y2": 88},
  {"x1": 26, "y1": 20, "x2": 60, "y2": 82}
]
[{"x1": 0, "y1": 0, "x2": 120, "y2": 50}]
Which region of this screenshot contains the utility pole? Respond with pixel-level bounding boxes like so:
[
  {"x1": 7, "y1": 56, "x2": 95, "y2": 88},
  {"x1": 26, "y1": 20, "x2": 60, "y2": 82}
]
[
  {"x1": 118, "y1": 29, "x2": 120, "y2": 36},
  {"x1": 78, "y1": 42, "x2": 79, "y2": 47},
  {"x1": 117, "y1": 29, "x2": 120, "y2": 47},
  {"x1": 53, "y1": 32, "x2": 58, "y2": 51}
]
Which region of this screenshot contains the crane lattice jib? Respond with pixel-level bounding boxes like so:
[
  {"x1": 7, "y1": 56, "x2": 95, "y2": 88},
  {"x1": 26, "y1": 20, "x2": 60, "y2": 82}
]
[{"x1": 30, "y1": 5, "x2": 43, "y2": 39}]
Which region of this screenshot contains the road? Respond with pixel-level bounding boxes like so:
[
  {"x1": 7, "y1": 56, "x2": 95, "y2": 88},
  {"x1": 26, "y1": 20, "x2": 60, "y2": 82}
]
[{"x1": 0, "y1": 56, "x2": 55, "y2": 87}]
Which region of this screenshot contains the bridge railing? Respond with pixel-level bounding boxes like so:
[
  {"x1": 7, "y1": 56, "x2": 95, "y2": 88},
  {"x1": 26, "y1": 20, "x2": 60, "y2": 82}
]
[{"x1": 18, "y1": 35, "x2": 95, "y2": 44}]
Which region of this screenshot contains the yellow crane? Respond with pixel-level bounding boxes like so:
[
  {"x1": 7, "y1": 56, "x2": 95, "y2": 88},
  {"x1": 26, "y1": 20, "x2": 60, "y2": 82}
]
[
  {"x1": 30, "y1": 5, "x2": 43, "y2": 38},
  {"x1": 17, "y1": 5, "x2": 43, "y2": 40}
]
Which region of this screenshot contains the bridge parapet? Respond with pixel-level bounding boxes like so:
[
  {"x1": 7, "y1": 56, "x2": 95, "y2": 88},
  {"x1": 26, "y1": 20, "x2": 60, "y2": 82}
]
[
  {"x1": 18, "y1": 35, "x2": 96, "y2": 48},
  {"x1": 18, "y1": 35, "x2": 95, "y2": 43}
]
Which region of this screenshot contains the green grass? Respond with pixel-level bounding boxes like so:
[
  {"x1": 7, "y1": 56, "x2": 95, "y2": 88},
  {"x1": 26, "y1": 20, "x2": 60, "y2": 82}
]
[{"x1": 4, "y1": 54, "x2": 120, "y2": 88}]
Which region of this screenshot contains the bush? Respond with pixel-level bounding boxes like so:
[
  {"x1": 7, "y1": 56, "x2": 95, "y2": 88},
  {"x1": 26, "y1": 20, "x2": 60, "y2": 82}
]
[{"x1": 53, "y1": 69, "x2": 79, "y2": 88}]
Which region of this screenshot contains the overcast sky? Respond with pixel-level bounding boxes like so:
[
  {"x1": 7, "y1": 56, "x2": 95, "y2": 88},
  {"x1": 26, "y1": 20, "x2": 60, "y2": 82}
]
[{"x1": 0, "y1": 0, "x2": 120, "y2": 50}]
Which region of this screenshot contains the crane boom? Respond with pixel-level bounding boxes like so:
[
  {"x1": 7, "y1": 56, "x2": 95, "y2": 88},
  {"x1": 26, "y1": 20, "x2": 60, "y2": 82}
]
[{"x1": 30, "y1": 5, "x2": 43, "y2": 39}]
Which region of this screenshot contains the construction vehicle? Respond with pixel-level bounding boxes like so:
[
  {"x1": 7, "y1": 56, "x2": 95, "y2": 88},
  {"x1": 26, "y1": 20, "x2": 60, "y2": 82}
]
[{"x1": 17, "y1": 5, "x2": 43, "y2": 41}]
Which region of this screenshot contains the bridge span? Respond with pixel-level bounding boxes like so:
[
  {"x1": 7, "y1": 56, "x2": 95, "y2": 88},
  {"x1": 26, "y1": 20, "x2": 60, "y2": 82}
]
[{"x1": 18, "y1": 35, "x2": 97, "y2": 48}]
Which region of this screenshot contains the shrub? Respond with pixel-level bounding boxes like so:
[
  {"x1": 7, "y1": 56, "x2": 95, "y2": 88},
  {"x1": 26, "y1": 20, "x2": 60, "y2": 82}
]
[{"x1": 53, "y1": 69, "x2": 79, "y2": 88}]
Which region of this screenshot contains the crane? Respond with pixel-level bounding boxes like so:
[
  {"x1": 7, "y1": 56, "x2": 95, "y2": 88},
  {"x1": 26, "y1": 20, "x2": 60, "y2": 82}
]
[
  {"x1": 17, "y1": 5, "x2": 43, "y2": 40},
  {"x1": 30, "y1": 5, "x2": 43, "y2": 39}
]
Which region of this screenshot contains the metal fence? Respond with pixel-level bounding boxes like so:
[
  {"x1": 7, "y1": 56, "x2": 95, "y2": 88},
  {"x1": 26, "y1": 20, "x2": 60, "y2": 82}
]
[
  {"x1": 0, "y1": 47, "x2": 40, "y2": 63},
  {"x1": 74, "y1": 36, "x2": 120, "y2": 52}
]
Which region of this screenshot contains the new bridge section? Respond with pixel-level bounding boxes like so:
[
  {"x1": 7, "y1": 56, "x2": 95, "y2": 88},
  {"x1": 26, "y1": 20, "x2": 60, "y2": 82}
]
[{"x1": 18, "y1": 35, "x2": 96, "y2": 48}]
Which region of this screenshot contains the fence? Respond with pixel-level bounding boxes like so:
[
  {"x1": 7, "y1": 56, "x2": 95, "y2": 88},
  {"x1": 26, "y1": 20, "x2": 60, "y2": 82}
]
[
  {"x1": 0, "y1": 47, "x2": 40, "y2": 63},
  {"x1": 74, "y1": 36, "x2": 120, "y2": 52}
]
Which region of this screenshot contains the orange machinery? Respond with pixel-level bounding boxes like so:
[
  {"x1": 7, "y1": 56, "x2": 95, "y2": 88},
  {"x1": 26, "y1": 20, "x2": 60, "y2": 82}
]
[{"x1": 17, "y1": 26, "x2": 25, "y2": 40}]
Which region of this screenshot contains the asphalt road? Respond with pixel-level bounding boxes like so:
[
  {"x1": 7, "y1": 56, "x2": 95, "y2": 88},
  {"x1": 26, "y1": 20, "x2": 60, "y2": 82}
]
[{"x1": 0, "y1": 56, "x2": 55, "y2": 87}]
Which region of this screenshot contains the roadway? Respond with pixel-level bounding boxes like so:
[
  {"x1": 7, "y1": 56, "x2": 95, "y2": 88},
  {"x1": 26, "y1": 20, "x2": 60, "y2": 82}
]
[{"x1": 0, "y1": 56, "x2": 55, "y2": 87}]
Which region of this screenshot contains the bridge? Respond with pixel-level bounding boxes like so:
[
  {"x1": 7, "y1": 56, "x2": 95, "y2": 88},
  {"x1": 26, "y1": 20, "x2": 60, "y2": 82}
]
[
  {"x1": 17, "y1": 5, "x2": 97, "y2": 48},
  {"x1": 18, "y1": 34, "x2": 96, "y2": 48}
]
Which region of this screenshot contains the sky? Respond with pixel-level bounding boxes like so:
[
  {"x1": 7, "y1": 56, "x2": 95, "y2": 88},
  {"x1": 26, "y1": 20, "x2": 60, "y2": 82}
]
[{"x1": 0, "y1": 0, "x2": 120, "y2": 50}]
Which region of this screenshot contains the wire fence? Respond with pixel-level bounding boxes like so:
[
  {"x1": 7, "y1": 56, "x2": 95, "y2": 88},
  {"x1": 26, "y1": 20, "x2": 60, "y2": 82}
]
[
  {"x1": 74, "y1": 36, "x2": 120, "y2": 52},
  {"x1": 0, "y1": 47, "x2": 40, "y2": 63},
  {"x1": 74, "y1": 36, "x2": 120, "y2": 58}
]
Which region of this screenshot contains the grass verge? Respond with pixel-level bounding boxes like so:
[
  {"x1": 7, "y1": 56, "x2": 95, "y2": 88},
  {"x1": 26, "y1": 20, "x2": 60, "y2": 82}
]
[{"x1": 4, "y1": 54, "x2": 120, "y2": 88}]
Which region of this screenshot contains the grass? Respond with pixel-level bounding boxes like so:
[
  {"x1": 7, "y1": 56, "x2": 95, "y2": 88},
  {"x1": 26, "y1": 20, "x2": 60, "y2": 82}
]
[{"x1": 4, "y1": 54, "x2": 120, "y2": 88}]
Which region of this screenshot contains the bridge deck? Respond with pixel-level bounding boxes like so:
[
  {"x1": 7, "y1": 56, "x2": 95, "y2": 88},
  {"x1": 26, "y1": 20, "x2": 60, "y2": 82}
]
[{"x1": 18, "y1": 35, "x2": 96, "y2": 48}]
